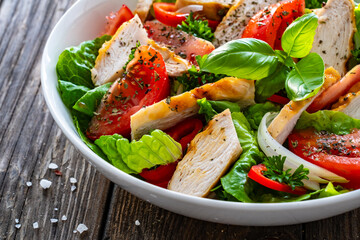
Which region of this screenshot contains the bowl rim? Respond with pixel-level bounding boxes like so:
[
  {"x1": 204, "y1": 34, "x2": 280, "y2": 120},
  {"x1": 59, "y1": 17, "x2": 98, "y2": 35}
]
[{"x1": 40, "y1": 0, "x2": 360, "y2": 223}]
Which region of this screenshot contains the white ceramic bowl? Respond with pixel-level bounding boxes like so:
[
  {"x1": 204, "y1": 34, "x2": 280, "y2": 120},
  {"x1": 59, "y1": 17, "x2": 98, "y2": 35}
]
[{"x1": 41, "y1": 0, "x2": 360, "y2": 226}]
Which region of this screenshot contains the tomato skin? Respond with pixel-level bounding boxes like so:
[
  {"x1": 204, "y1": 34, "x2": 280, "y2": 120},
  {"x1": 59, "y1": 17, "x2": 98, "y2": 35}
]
[
  {"x1": 267, "y1": 94, "x2": 290, "y2": 105},
  {"x1": 242, "y1": 0, "x2": 305, "y2": 49},
  {"x1": 86, "y1": 45, "x2": 170, "y2": 140},
  {"x1": 165, "y1": 118, "x2": 203, "y2": 151},
  {"x1": 153, "y1": 3, "x2": 188, "y2": 27},
  {"x1": 140, "y1": 118, "x2": 203, "y2": 188},
  {"x1": 140, "y1": 161, "x2": 178, "y2": 186},
  {"x1": 103, "y1": 5, "x2": 134, "y2": 35},
  {"x1": 248, "y1": 164, "x2": 307, "y2": 195},
  {"x1": 289, "y1": 129, "x2": 360, "y2": 189},
  {"x1": 307, "y1": 65, "x2": 360, "y2": 113}
]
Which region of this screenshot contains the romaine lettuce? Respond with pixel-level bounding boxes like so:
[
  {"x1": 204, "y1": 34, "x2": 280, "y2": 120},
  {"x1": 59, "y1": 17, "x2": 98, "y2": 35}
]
[
  {"x1": 95, "y1": 130, "x2": 182, "y2": 174},
  {"x1": 56, "y1": 35, "x2": 111, "y2": 88},
  {"x1": 295, "y1": 110, "x2": 360, "y2": 135},
  {"x1": 73, "y1": 82, "x2": 112, "y2": 116},
  {"x1": 243, "y1": 102, "x2": 281, "y2": 130}
]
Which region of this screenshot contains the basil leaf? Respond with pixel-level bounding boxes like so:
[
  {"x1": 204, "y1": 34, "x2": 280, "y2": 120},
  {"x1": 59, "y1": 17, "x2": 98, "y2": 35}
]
[
  {"x1": 255, "y1": 63, "x2": 290, "y2": 102},
  {"x1": 281, "y1": 13, "x2": 319, "y2": 58},
  {"x1": 285, "y1": 53, "x2": 324, "y2": 101},
  {"x1": 201, "y1": 39, "x2": 278, "y2": 80}
]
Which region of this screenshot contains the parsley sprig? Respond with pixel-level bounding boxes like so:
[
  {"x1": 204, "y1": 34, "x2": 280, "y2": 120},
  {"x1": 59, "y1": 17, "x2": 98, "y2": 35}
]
[
  {"x1": 175, "y1": 55, "x2": 227, "y2": 92},
  {"x1": 263, "y1": 155, "x2": 309, "y2": 190},
  {"x1": 177, "y1": 12, "x2": 214, "y2": 42}
]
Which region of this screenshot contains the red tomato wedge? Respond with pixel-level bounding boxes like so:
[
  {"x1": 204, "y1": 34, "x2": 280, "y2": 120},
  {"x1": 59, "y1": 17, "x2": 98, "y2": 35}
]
[
  {"x1": 288, "y1": 129, "x2": 360, "y2": 158},
  {"x1": 242, "y1": 0, "x2": 305, "y2": 49},
  {"x1": 103, "y1": 5, "x2": 134, "y2": 36},
  {"x1": 307, "y1": 65, "x2": 360, "y2": 113},
  {"x1": 248, "y1": 164, "x2": 307, "y2": 195},
  {"x1": 86, "y1": 45, "x2": 170, "y2": 140},
  {"x1": 289, "y1": 129, "x2": 360, "y2": 189}
]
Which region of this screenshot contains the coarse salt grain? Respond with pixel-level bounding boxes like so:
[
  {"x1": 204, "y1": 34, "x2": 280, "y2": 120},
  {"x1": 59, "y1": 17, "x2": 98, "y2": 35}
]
[
  {"x1": 40, "y1": 179, "x2": 52, "y2": 189},
  {"x1": 71, "y1": 186, "x2": 77, "y2": 192},
  {"x1": 15, "y1": 219, "x2": 19, "y2": 224},
  {"x1": 33, "y1": 222, "x2": 39, "y2": 229},
  {"x1": 76, "y1": 223, "x2": 88, "y2": 234},
  {"x1": 15, "y1": 224, "x2": 21, "y2": 229},
  {"x1": 73, "y1": 230, "x2": 77, "y2": 233},
  {"x1": 61, "y1": 215, "x2": 67, "y2": 221},
  {"x1": 135, "y1": 220, "x2": 140, "y2": 226},
  {"x1": 54, "y1": 208, "x2": 58, "y2": 211},
  {"x1": 50, "y1": 218, "x2": 58, "y2": 223},
  {"x1": 26, "y1": 182, "x2": 32, "y2": 187},
  {"x1": 70, "y1": 177, "x2": 77, "y2": 184},
  {"x1": 48, "y1": 163, "x2": 58, "y2": 170}
]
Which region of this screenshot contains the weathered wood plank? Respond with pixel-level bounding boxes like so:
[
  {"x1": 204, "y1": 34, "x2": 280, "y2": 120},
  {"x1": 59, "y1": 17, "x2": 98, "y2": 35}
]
[
  {"x1": 0, "y1": 0, "x2": 112, "y2": 239},
  {"x1": 102, "y1": 186, "x2": 303, "y2": 240}
]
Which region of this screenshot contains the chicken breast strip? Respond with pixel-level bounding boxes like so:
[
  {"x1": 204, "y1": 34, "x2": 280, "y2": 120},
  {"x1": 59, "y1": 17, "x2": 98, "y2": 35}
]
[
  {"x1": 213, "y1": 0, "x2": 282, "y2": 47},
  {"x1": 310, "y1": 0, "x2": 355, "y2": 76},
  {"x1": 168, "y1": 109, "x2": 242, "y2": 197},
  {"x1": 131, "y1": 77, "x2": 255, "y2": 140}
]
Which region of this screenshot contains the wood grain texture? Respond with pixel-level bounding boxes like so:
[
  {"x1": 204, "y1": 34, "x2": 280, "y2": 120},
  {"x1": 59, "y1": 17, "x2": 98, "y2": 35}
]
[{"x1": 0, "y1": 0, "x2": 360, "y2": 239}]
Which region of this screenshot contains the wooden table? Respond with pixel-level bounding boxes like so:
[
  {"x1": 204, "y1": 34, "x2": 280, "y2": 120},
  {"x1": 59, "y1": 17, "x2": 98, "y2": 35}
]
[{"x1": 1, "y1": 0, "x2": 360, "y2": 239}]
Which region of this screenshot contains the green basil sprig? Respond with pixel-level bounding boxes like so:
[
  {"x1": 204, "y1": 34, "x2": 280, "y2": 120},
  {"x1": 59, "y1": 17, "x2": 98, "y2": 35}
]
[
  {"x1": 200, "y1": 38, "x2": 279, "y2": 80},
  {"x1": 281, "y1": 13, "x2": 319, "y2": 58},
  {"x1": 201, "y1": 13, "x2": 324, "y2": 102}
]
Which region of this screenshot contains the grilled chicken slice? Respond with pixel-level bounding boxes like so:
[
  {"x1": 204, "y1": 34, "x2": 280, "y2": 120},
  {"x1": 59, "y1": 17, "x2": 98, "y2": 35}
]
[
  {"x1": 134, "y1": 0, "x2": 153, "y2": 22},
  {"x1": 145, "y1": 21, "x2": 215, "y2": 63},
  {"x1": 268, "y1": 67, "x2": 341, "y2": 144},
  {"x1": 332, "y1": 91, "x2": 360, "y2": 119},
  {"x1": 147, "y1": 39, "x2": 191, "y2": 77},
  {"x1": 91, "y1": 15, "x2": 148, "y2": 86},
  {"x1": 131, "y1": 77, "x2": 255, "y2": 140},
  {"x1": 213, "y1": 0, "x2": 282, "y2": 47},
  {"x1": 168, "y1": 109, "x2": 242, "y2": 197},
  {"x1": 310, "y1": 0, "x2": 355, "y2": 76},
  {"x1": 175, "y1": 0, "x2": 239, "y2": 21}
]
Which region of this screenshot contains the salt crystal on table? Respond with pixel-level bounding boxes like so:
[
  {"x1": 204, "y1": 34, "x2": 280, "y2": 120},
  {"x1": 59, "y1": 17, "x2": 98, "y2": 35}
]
[
  {"x1": 70, "y1": 177, "x2": 77, "y2": 184},
  {"x1": 50, "y1": 218, "x2": 58, "y2": 223},
  {"x1": 15, "y1": 224, "x2": 21, "y2": 229},
  {"x1": 135, "y1": 220, "x2": 140, "y2": 226},
  {"x1": 40, "y1": 179, "x2": 52, "y2": 189},
  {"x1": 76, "y1": 224, "x2": 88, "y2": 234},
  {"x1": 26, "y1": 182, "x2": 32, "y2": 187},
  {"x1": 48, "y1": 163, "x2": 58, "y2": 170},
  {"x1": 61, "y1": 215, "x2": 67, "y2": 221},
  {"x1": 71, "y1": 186, "x2": 77, "y2": 192},
  {"x1": 54, "y1": 208, "x2": 58, "y2": 211},
  {"x1": 33, "y1": 222, "x2": 39, "y2": 229},
  {"x1": 15, "y1": 219, "x2": 19, "y2": 224},
  {"x1": 73, "y1": 230, "x2": 77, "y2": 233}
]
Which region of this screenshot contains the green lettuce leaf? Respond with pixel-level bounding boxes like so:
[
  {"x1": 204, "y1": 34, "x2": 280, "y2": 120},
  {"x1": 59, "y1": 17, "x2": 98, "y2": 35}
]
[
  {"x1": 73, "y1": 82, "x2": 112, "y2": 116},
  {"x1": 295, "y1": 110, "x2": 360, "y2": 135},
  {"x1": 243, "y1": 102, "x2": 281, "y2": 130},
  {"x1": 73, "y1": 113, "x2": 108, "y2": 161},
  {"x1": 58, "y1": 80, "x2": 90, "y2": 109},
  {"x1": 220, "y1": 112, "x2": 264, "y2": 203},
  {"x1": 95, "y1": 130, "x2": 182, "y2": 174},
  {"x1": 56, "y1": 35, "x2": 111, "y2": 88},
  {"x1": 197, "y1": 98, "x2": 241, "y2": 122}
]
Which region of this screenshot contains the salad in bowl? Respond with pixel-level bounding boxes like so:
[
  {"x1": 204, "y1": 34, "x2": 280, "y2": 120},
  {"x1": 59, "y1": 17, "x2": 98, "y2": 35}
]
[{"x1": 42, "y1": 0, "x2": 360, "y2": 225}]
